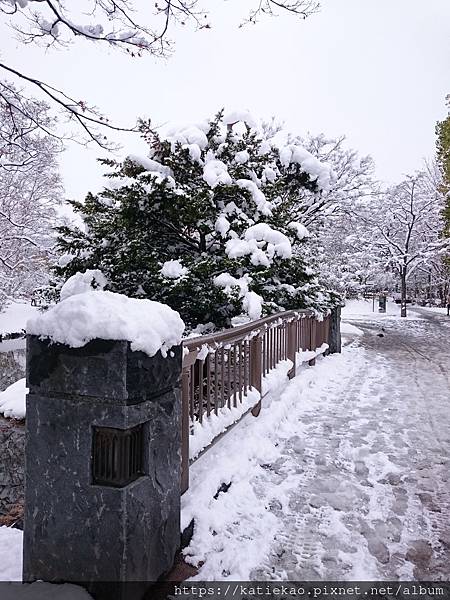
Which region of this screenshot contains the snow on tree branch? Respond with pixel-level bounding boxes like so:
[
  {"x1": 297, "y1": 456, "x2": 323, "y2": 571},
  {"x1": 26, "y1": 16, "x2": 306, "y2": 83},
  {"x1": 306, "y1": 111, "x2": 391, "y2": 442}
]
[{"x1": 0, "y1": 0, "x2": 320, "y2": 152}]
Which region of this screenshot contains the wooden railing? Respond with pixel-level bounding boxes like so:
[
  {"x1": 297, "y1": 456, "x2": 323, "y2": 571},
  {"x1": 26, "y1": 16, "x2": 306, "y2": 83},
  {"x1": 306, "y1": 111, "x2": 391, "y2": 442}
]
[{"x1": 181, "y1": 310, "x2": 331, "y2": 493}]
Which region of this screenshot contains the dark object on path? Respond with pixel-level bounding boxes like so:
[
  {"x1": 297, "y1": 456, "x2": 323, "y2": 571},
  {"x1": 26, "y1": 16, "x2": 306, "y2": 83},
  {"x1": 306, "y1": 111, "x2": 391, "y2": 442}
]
[
  {"x1": 214, "y1": 481, "x2": 232, "y2": 499},
  {"x1": 377, "y1": 333, "x2": 385, "y2": 338}
]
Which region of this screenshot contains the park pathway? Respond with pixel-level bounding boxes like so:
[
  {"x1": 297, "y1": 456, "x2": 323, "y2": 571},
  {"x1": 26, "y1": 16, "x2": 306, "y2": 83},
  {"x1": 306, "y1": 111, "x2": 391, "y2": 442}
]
[{"x1": 251, "y1": 309, "x2": 450, "y2": 581}]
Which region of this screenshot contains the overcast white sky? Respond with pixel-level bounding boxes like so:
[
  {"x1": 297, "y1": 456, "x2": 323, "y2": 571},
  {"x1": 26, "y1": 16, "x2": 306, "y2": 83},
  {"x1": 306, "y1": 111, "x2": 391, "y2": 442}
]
[{"x1": 2, "y1": 0, "x2": 449, "y2": 200}]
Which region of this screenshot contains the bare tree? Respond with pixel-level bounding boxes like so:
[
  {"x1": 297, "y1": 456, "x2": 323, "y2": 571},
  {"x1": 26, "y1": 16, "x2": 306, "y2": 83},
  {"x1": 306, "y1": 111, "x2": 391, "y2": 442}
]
[
  {"x1": 361, "y1": 170, "x2": 449, "y2": 317},
  {"x1": 0, "y1": 96, "x2": 62, "y2": 306},
  {"x1": 0, "y1": 0, "x2": 320, "y2": 152}
]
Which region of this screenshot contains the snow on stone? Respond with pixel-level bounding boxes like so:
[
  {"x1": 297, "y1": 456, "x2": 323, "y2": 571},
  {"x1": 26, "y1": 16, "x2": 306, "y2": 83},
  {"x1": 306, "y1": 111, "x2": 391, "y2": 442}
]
[
  {"x1": 0, "y1": 378, "x2": 27, "y2": 420},
  {"x1": 236, "y1": 179, "x2": 272, "y2": 216},
  {"x1": 160, "y1": 259, "x2": 188, "y2": 279},
  {"x1": 203, "y1": 160, "x2": 232, "y2": 188},
  {"x1": 288, "y1": 222, "x2": 310, "y2": 240},
  {"x1": 27, "y1": 291, "x2": 185, "y2": 358},
  {"x1": 279, "y1": 144, "x2": 333, "y2": 191},
  {"x1": 234, "y1": 150, "x2": 250, "y2": 164},
  {"x1": 60, "y1": 270, "x2": 107, "y2": 302},
  {"x1": 0, "y1": 302, "x2": 38, "y2": 336}
]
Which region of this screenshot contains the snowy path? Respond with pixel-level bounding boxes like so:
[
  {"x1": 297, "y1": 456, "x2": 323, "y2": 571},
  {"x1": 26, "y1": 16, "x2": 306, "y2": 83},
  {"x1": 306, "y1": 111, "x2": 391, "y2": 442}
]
[
  {"x1": 183, "y1": 309, "x2": 450, "y2": 581},
  {"x1": 252, "y1": 310, "x2": 450, "y2": 581}
]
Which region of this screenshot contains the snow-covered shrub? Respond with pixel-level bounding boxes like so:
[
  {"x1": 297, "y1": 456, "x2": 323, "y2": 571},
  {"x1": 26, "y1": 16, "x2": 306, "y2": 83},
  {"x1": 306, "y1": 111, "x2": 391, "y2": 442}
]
[{"x1": 56, "y1": 110, "x2": 338, "y2": 330}]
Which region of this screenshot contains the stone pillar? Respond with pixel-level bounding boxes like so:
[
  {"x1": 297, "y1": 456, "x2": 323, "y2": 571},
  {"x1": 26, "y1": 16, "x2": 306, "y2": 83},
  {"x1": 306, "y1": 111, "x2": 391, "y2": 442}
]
[
  {"x1": 23, "y1": 336, "x2": 182, "y2": 600},
  {"x1": 328, "y1": 306, "x2": 342, "y2": 354}
]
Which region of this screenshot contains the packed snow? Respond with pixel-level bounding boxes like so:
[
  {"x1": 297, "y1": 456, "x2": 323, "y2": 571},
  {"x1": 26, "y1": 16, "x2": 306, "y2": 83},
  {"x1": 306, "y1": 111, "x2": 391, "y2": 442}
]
[
  {"x1": 27, "y1": 290, "x2": 185, "y2": 357},
  {"x1": 0, "y1": 378, "x2": 27, "y2": 420},
  {"x1": 181, "y1": 310, "x2": 450, "y2": 580}
]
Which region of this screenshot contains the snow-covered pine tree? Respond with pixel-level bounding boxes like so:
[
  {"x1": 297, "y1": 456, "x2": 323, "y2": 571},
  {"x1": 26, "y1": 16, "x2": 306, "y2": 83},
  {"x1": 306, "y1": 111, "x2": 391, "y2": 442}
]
[{"x1": 56, "y1": 110, "x2": 338, "y2": 330}]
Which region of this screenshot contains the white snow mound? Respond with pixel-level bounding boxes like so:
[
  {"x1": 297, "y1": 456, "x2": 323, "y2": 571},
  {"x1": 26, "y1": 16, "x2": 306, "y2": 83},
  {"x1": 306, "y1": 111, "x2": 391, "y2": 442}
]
[
  {"x1": 27, "y1": 291, "x2": 185, "y2": 357},
  {"x1": 0, "y1": 378, "x2": 27, "y2": 420},
  {"x1": 60, "y1": 270, "x2": 107, "y2": 301}
]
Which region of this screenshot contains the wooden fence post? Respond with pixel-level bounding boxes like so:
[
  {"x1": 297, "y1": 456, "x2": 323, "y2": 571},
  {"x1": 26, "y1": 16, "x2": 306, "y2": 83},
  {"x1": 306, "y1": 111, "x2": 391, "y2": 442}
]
[
  {"x1": 309, "y1": 317, "x2": 317, "y2": 366},
  {"x1": 287, "y1": 319, "x2": 297, "y2": 379},
  {"x1": 181, "y1": 369, "x2": 190, "y2": 494}
]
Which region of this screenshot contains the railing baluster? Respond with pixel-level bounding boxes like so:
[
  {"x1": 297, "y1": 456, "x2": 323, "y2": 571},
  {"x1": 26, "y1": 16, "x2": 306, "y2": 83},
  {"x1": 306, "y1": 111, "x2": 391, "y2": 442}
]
[
  {"x1": 214, "y1": 351, "x2": 219, "y2": 414},
  {"x1": 198, "y1": 360, "x2": 204, "y2": 423},
  {"x1": 189, "y1": 364, "x2": 195, "y2": 420},
  {"x1": 238, "y1": 342, "x2": 243, "y2": 403},
  {"x1": 206, "y1": 354, "x2": 211, "y2": 417},
  {"x1": 227, "y1": 347, "x2": 232, "y2": 409}
]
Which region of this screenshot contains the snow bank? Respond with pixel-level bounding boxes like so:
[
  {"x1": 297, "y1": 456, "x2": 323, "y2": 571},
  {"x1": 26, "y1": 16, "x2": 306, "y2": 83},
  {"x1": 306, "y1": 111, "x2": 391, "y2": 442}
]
[
  {"x1": 341, "y1": 322, "x2": 364, "y2": 336},
  {"x1": 0, "y1": 526, "x2": 22, "y2": 581},
  {"x1": 0, "y1": 302, "x2": 38, "y2": 336},
  {"x1": 0, "y1": 379, "x2": 27, "y2": 420},
  {"x1": 27, "y1": 291, "x2": 185, "y2": 357},
  {"x1": 190, "y1": 388, "x2": 260, "y2": 460}
]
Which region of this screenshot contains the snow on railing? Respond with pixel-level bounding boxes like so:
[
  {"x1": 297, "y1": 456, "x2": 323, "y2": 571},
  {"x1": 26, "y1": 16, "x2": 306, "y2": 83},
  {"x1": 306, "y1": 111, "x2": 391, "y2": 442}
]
[{"x1": 180, "y1": 309, "x2": 330, "y2": 493}]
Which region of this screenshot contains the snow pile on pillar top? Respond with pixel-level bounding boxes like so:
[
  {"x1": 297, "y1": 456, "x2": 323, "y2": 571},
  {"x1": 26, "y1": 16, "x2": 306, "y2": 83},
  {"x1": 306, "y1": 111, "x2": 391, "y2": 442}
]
[{"x1": 27, "y1": 273, "x2": 185, "y2": 357}]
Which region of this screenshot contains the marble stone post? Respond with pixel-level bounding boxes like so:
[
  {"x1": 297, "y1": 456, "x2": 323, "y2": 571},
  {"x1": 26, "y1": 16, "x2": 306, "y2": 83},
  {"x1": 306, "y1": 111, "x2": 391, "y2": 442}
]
[
  {"x1": 23, "y1": 336, "x2": 182, "y2": 600},
  {"x1": 328, "y1": 306, "x2": 342, "y2": 354}
]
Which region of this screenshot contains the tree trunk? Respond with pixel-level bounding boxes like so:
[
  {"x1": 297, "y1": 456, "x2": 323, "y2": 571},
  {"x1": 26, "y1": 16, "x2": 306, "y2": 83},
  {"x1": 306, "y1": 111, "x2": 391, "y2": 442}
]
[{"x1": 400, "y1": 267, "x2": 407, "y2": 318}]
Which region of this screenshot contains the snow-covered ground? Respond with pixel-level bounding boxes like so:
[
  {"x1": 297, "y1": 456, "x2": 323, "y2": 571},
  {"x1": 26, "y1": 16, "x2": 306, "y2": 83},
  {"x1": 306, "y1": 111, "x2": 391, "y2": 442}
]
[
  {"x1": 182, "y1": 308, "x2": 450, "y2": 580},
  {"x1": 2, "y1": 306, "x2": 450, "y2": 585},
  {"x1": 342, "y1": 298, "x2": 421, "y2": 321},
  {"x1": 0, "y1": 378, "x2": 27, "y2": 420},
  {"x1": 0, "y1": 302, "x2": 38, "y2": 336}
]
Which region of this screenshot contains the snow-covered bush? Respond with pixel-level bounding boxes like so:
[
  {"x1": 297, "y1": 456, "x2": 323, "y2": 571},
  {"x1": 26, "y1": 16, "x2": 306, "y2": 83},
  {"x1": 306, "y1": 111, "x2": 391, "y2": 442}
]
[{"x1": 56, "y1": 110, "x2": 338, "y2": 330}]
